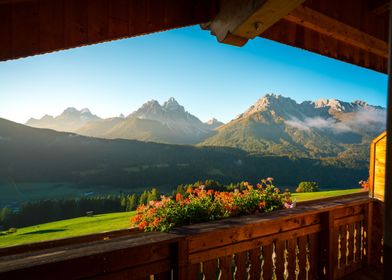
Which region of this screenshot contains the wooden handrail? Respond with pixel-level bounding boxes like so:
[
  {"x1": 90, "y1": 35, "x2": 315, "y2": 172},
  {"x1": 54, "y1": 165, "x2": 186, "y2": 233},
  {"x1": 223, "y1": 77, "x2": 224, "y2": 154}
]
[
  {"x1": 0, "y1": 227, "x2": 140, "y2": 257},
  {"x1": 0, "y1": 193, "x2": 383, "y2": 280}
]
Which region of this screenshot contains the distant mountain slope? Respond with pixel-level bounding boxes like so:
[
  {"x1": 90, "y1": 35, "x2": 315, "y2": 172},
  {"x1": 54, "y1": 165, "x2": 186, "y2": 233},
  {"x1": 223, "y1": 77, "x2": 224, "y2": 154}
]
[
  {"x1": 0, "y1": 118, "x2": 367, "y2": 191},
  {"x1": 28, "y1": 98, "x2": 223, "y2": 145},
  {"x1": 201, "y1": 94, "x2": 386, "y2": 162},
  {"x1": 26, "y1": 107, "x2": 101, "y2": 132}
]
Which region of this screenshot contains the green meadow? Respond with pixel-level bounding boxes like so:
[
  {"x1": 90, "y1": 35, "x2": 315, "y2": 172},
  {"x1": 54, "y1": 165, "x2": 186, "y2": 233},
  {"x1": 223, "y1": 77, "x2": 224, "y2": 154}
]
[{"x1": 0, "y1": 189, "x2": 362, "y2": 248}]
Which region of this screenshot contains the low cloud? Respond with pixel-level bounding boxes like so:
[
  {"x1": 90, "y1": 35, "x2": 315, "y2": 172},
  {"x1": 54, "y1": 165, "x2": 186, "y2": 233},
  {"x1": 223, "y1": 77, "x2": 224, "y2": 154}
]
[{"x1": 285, "y1": 109, "x2": 386, "y2": 134}]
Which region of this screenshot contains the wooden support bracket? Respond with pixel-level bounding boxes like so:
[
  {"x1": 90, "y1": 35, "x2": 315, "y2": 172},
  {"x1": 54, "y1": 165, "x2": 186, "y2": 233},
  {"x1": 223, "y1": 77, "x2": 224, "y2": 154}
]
[{"x1": 205, "y1": 0, "x2": 304, "y2": 46}]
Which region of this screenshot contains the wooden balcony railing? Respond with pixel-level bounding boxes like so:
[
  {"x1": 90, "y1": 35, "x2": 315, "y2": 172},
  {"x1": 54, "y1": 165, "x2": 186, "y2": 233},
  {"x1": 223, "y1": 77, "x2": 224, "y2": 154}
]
[{"x1": 0, "y1": 193, "x2": 383, "y2": 280}]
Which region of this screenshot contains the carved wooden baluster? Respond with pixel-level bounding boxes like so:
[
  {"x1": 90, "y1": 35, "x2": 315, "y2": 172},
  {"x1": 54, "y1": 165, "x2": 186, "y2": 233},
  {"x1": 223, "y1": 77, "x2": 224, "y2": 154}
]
[
  {"x1": 337, "y1": 231, "x2": 342, "y2": 270},
  {"x1": 219, "y1": 255, "x2": 233, "y2": 280},
  {"x1": 262, "y1": 244, "x2": 273, "y2": 280},
  {"x1": 275, "y1": 240, "x2": 286, "y2": 280},
  {"x1": 203, "y1": 259, "x2": 218, "y2": 280},
  {"x1": 360, "y1": 221, "x2": 364, "y2": 261},
  {"x1": 297, "y1": 236, "x2": 307, "y2": 280},
  {"x1": 249, "y1": 248, "x2": 261, "y2": 280},
  {"x1": 308, "y1": 233, "x2": 319, "y2": 279},
  {"x1": 340, "y1": 225, "x2": 347, "y2": 275},
  {"x1": 305, "y1": 236, "x2": 310, "y2": 280},
  {"x1": 363, "y1": 228, "x2": 367, "y2": 258},
  {"x1": 345, "y1": 224, "x2": 350, "y2": 267},
  {"x1": 295, "y1": 242, "x2": 300, "y2": 279},
  {"x1": 353, "y1": 222, "x2": 359, "y2": 263},
  {"x1": 283, "y1": 241, "x2": 289, "y2": 280},
  {"x1": 287, "y1": 239, "x2": 297, "y2": 280},
  {"x1": 234, "y1": 251, "x2": 248, "y2": 280},
  {"x1": 347, "y1": 223, "x2": 354, "y2": 268}
]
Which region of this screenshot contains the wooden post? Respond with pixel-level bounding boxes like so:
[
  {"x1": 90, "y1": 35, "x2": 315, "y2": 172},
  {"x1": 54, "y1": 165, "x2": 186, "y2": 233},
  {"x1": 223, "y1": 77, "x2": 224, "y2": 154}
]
[
  {"x1": 385, "y1": 0, "x2": 392, "y2": 276},
  {"x1": 176, "y1": 238, "x2": 189, "y2": 280},
  {"x1": 319, "y1": 211, "x2": 335, "y2": 280}
]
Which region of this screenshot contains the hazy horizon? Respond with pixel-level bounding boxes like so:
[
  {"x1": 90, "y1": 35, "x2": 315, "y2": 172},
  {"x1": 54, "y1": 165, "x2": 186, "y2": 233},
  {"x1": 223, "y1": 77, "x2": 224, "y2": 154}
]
[{"x1": 0, "y1": 25, "x2": 388, "y2": 124}]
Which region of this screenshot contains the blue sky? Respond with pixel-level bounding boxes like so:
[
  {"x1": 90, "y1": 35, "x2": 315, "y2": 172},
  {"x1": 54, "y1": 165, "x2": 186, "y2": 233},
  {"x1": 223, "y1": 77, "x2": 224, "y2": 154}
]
[{"x1": 0, "y1": 25, "x2": 388, "y2": 124}]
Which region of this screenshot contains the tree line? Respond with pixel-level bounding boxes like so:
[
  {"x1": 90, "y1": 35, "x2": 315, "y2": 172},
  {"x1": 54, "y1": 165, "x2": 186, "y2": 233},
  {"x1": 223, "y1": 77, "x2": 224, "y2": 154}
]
[
  {"x1": 0, "y1": 178, "x2": 318, "y2": 230},
  {"x1": 0, "y1": 188, "x2": 159, "y2": 229}
]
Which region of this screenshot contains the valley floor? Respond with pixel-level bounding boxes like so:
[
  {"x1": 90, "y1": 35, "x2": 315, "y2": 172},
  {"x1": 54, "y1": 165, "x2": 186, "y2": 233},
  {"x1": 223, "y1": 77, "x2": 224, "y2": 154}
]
[{"x1": 0, "y1": 189, "x2": 362, "y2": 248}]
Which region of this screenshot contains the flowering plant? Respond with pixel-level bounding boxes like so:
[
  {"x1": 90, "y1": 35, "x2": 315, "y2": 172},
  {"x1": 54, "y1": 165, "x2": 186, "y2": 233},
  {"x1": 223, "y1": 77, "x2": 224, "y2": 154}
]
[
  {"x1": 131, "y1": 178, "x2": 294, "y2": 232},
  {"x1": 358, "y1": 179, "x2": 369, "y2": 191}
]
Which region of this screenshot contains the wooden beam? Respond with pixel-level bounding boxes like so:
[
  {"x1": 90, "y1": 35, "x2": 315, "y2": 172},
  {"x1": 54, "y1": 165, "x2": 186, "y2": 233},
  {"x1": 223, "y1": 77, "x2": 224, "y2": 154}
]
[
  {"x1": 285, "y1": 5, "x2": 388, "y2": 58},
  {"x1": 206, "y1": 0, "x2": 304, "y2": 46}
]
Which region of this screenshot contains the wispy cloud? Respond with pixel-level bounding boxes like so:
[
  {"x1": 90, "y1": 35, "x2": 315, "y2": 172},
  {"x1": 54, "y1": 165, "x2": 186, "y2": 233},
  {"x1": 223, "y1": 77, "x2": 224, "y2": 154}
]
[{"x1": 285, "y1": 109, "x2": 386, "y2": 133}]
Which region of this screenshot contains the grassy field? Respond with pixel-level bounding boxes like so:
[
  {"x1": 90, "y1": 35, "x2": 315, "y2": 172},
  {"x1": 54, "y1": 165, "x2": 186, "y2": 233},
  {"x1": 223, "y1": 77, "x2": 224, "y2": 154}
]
[
  {"x1": 292, "y1": 188, "x2": 363, "y2": 202},
  {"x1": 0, "y1": 212, "x2": 134, "y2": 248},
  {"x1": 0, "y1": 189, "x2": 363, "y2": 248}
]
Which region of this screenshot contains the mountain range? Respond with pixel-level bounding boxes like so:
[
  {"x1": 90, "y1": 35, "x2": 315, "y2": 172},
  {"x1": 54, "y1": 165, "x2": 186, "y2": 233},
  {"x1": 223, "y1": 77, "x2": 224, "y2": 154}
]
[
  {"x1": 202, "y1": 94, "x2": 385, "y2": 161},
  {"x1": 26, "y1": 94, "x2": 386, "y2": 162},
  {"x1": 27, "y1": 98, "x2": 223, "y2": 144},
  {"x1": 0, "y1": 117, "x2": 368, "y2": 205}
]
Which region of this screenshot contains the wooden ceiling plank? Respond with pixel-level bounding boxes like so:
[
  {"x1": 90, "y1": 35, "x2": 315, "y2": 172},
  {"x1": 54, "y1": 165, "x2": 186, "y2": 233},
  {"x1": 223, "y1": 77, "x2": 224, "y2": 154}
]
[
  {"x1": 207, "y1": 0, "x2": 305, "y2": 46},
  {"x1": 285, "y1": 5, "x2": 388, "y2": 58},
  {"x1": 0, "y1": 4, "x2": 12, "y2": 60}
]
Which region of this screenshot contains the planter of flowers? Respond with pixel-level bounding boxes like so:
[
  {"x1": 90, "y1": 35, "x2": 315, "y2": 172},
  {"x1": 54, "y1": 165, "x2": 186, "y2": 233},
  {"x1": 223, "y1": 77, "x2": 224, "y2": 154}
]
[{"x1": 131, "y1": 178, "x2": 295, "y2": 232}]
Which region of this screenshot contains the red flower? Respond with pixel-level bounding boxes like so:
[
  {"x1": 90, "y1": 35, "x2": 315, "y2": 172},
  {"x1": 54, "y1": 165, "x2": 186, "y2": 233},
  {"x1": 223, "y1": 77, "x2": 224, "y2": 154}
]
[
  {"x1": 153, "y1": 218, "x2": 160, "y2": 227},
  {"x1": 138, "y1": 221, "x2": 147, "y2": 230},
  {"x1": 176, "y1": 193, "x2": 183, "y2": 202}
]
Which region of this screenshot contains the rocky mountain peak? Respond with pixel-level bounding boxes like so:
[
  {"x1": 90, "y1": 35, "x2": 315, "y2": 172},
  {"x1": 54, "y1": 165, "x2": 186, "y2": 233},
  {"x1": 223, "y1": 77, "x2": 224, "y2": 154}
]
[
  {"x1": 241, "y1": 94, "x2": 298, "y2": 117},
  {"x1": 163, "y1": 97, "x2": 185, "y2": 112},
  {"x1": 63, "y1": 107, "x2": 78, "y2": 114},
  {"x1": 206, "y1": 118, "x2": 224, "y2": 129},
  {"x1": 313, "y1": 98, "x2": 348, "y2": 111},
  {"x1": 207, "y1": 118, "x2": 220, "y2": 125},
  {"x1": 80, "y1": 108, "x2": 91, "y2": 114}
]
